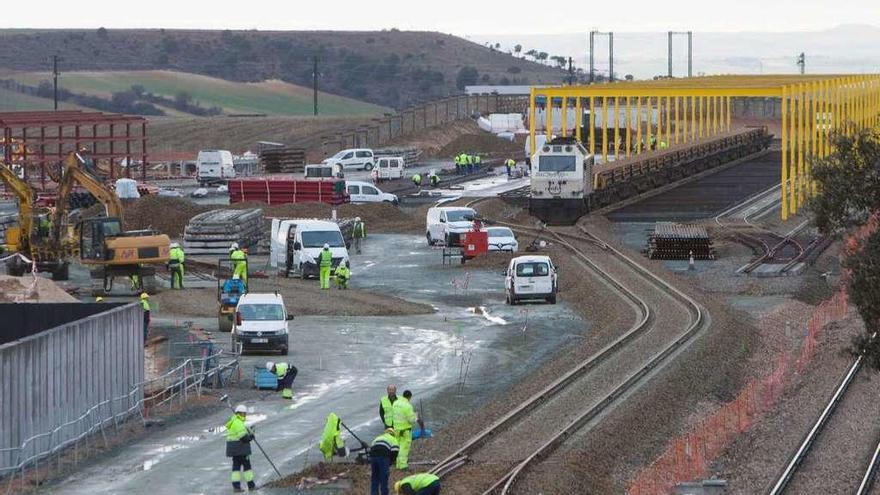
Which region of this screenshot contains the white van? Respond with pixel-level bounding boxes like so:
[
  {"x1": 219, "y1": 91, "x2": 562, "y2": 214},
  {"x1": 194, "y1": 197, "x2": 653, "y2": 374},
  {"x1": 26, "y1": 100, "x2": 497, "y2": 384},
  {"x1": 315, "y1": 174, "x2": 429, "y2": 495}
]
[
  {"x1": 197, "y1": 150, "x2": 235, "y2": 185},
  {"x1": 346, "y1": 181, "x2": 399, "y2": 205},
  {"x1": 270, "y1": 219, "x2": 350, "y2": 278},
  {"x1": 232, "y1": 293, "x2": 293, "y2": 355},
  {"x1": 506, "y1": 255, "x2": 558, "y2": 305},
  {"x1": 375, "y1": 157, "x2": 404, "y2": 180},
  {"x1": 426, "y1": 206, "x2": 476, "y2": 246},
  {"x1": 323, "y1": 148, "x2": 375, "y2": 171},
  {"x1": 305, "y1": 163, "x2": 344, "y2": 179}
]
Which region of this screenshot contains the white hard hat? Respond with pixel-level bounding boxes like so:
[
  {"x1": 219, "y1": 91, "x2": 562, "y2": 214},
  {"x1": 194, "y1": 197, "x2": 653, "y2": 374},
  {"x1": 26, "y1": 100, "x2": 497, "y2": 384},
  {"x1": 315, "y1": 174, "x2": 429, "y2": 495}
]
[
  {"x1": 169, "y1": 242, "x2": 180, "y2": 249},
  {"x1": 234, "y1": 404, "x2": 248, "y2": 414},
  {"x1": 265, "y1": 361, "x2": 275, "y2": 371},
  {"x1": 323, "y1": 243, "x2": 330, "y2": 249},
  {"x1": 229, "y1": 242, "x2": 239, "y2": 251},
  {"x1": 355, "y1": 217, "x2": 361, "y2": 222}
]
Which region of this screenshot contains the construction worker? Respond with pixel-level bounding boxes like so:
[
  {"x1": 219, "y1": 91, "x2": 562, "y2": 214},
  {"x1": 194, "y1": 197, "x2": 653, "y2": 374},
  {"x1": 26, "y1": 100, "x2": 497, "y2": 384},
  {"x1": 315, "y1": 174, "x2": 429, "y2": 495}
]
[
  {"x1": 229, "y1": 243, "x2": 248, "y2": 286},
  {"x1": 370, "y1": 428, "x2": 399, "y2": 495},
  {"x1": 457, "y1": 153, "x2": 468, "y2": 174},
  {"x1": 392, "y1": 390, "x2": 423, "y2": 470},
  {"x1": 452, "y1": 154, "x2": 461, "y2": 175},
  {"x1": 353, "y1": 217, "x2": 367, "y2": 254},
  {"x1": 466, "y1": 153, "x2": 474, "y2": 174},
  {"x1": 266, "y1": 361, "x2": 297, "y2": 399},
  {"x1": 411, "y1": 173, "x2": 422, "y2": 189},
  {"x1": 394, "y1": 473, "x2": 441, "y2": 495},
  {"x1": 317, "y1": 243, "x2": 332, "y2": 289},
  {"x1": 474, "y1": 153, "x2": 481, "y2": 171},
  {"x1": 334, "y1": 260, "x2": 350, "y2": 289},
  {"x1": 659, "y1": 139, "x2": 669, "y2": 150},
  {"x1": 139, "y1": 292, "x2": 150, "y2": 343},
  {"x1": 225, "y1": 404, "x2": 256, "y2": 492},
  {"x1": 505, "y1": 158, "x2": 516, "y2": 177},
  {"x1": 168, "y1": 242, "x2": 185, "y2": 290},
  {"x1": 379, "y1": 385, "x2": 398, "y2": 429},
  {"x1": 429, "y1": 172, "x2": 440, "y2": 188},
  {"x1": 318, "y1": 412, "x2": 347, "y2": 461}
]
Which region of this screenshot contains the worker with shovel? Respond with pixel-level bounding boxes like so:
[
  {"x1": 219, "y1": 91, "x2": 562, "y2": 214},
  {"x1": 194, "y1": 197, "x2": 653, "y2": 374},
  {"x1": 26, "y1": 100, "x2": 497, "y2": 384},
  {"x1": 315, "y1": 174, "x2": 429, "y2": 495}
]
[
  {"x1": 266, "y1": 361, "x2": 297, "y2": 399},
  {"x1": 226, "y1": 404, "x2": 257, "y2": 492},
  {"x1": 318, "y1": 412, "x2": 348, "y2": 461}
]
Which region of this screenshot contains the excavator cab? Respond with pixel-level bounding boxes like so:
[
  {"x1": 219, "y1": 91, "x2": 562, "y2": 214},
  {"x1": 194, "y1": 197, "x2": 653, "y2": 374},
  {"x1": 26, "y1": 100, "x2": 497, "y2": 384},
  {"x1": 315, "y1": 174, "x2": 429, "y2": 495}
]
[{"x1": 79, "y1": 217, "x2": 122, "y2": 261}]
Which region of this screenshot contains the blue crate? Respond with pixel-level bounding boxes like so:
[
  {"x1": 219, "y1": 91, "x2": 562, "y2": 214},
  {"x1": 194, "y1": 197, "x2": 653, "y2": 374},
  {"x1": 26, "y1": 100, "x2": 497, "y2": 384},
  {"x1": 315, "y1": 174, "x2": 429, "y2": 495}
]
[{"x1": 254, "y1": 367, "x2": 278, "y2": 390}]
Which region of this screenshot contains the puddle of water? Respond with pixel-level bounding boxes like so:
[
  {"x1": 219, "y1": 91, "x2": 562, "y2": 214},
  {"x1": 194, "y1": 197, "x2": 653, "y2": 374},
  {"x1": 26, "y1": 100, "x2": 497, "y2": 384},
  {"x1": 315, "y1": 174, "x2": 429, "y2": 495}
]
[{"x1": 142, "y1": 444, "x2": 187, "y2": 471}]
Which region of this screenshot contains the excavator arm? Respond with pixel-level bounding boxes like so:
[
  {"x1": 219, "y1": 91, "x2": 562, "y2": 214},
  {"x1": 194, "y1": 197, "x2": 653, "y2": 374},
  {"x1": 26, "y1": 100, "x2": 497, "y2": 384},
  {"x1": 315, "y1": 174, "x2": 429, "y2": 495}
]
[
  {"x1": 0, "y1": 164, "x2": 34, "y2": 249},
  {"x1": 55, "y1": 152, "x2": 123, "y2": 226}
]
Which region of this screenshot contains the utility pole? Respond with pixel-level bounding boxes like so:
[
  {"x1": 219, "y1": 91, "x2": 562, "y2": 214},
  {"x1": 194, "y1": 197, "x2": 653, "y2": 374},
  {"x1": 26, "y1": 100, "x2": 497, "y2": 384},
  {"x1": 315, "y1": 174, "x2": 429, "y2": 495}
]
[
  {"x1": 667, "y1": 31, "x2": 693, "y2": 78},
  {"x1": 567, "y1": 57, "x2": 574, "y2": 85},
  {"x1": 797, "y1": 52, "x2": 805, "y2": 74},
  {"x1": 312, "y1": 55, "x2": 319, "y2": 116},
  {"x1": 52, "y1": 55, "x2": 60, "y2": 111},
  {"x1": 588, "y1": 31, "x2": 614, "y2": 83}
]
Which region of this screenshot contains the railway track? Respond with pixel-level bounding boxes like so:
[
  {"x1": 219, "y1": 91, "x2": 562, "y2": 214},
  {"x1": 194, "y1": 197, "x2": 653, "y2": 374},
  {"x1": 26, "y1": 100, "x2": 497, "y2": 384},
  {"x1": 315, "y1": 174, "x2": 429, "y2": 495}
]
[
  {"x1": 437, "y1": 199, "x2": 706, "y2": 494},
  {"x1": 768, "y1": 334, "x2": 878, "y2": 495}
]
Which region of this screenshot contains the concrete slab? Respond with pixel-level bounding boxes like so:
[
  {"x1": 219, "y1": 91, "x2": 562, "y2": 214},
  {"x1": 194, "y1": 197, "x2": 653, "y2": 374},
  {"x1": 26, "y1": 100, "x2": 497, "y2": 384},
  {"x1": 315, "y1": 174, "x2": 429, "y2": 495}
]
[{"x1": 44, "y1": 234, "x2": 586, "y2": 495}]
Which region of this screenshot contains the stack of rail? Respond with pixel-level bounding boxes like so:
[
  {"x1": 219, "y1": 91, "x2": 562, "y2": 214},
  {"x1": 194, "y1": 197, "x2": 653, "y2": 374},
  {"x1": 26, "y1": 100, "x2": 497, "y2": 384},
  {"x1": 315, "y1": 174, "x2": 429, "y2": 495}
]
[
  {"x1": 183, "y1": 208, "x2": 264, "y2": 255},
  {"x1": 374, "y1": 147, "x2": 422, "y2": 167},
  {"x1": 228, "y1": 177, "x2": 349, "y2": 206},
  {"x1": 647, "y1": 222, "x2": 714, "y2": 260},
  {"x1": 260, "y1": 146, "x2": 306, "y2": 173}
]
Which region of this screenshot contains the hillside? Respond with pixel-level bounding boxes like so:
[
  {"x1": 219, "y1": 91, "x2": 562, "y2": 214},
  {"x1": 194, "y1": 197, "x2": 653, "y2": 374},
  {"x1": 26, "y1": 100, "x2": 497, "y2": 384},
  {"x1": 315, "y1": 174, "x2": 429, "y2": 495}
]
[
  {"x1": 5, "y1": 70, "x2": 389, "y2": 116},
  {"x1": 0, "y1": 86, "x2": 96, "y2": 111},
  {"x1": 0, "y1": 29, "x2": 566, "y2": 108}
]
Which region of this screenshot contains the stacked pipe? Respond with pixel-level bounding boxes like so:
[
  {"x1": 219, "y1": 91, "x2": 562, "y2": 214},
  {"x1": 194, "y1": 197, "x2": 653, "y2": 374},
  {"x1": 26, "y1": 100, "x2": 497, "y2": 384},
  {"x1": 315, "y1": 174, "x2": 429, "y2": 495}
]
[
  {"x1": 67, "y1": 192, "x2": 97, "y2": 210},
  {"x1": 228, "y1": 177, "x2": 349, "y2": 206},
  {"x1": 374, "y1": 147, "x2": 423, "y2": 167},
  {"x1": 260, "y1": 147, "x2": 306, "y2": 173},
  {"x1": 646, "y1": 222, "x2": 714, "y2": 260},
  {"x1": 183, "y1": 208, "x2": 264, "y2": 255}
]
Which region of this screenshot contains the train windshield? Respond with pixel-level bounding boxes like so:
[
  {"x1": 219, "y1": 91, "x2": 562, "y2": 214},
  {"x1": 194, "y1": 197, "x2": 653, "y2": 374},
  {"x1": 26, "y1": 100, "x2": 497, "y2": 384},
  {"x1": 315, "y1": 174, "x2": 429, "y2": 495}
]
[{"x1": 537, "y1": 155, "x2": 577, "y2": 172}]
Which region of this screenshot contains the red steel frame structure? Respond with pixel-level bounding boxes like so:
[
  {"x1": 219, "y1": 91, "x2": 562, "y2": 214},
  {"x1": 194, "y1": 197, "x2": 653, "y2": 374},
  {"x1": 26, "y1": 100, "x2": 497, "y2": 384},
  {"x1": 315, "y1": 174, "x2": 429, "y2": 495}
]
[{"x1": 0, "y1": 110, "x2": 148, "y2": 189}]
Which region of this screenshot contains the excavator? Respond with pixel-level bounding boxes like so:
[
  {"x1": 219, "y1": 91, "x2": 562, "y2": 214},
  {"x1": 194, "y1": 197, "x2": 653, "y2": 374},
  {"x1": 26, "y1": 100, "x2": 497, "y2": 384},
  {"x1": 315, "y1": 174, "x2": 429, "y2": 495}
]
[
  {"x1": 0, "y1": 164, "x2": 71, "y2": 279},
  {"x1": 54, "y1": 152, "x2": 171, "y2": 295}
]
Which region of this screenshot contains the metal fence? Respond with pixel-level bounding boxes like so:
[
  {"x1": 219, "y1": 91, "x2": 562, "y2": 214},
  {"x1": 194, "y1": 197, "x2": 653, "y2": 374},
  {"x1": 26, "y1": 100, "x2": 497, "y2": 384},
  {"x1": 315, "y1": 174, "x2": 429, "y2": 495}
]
[
  {"x1": 320, "y1": 94, "x2": 528, "y2": 154},
  {"x1": 0, "y1": 305, "x2": 240, "y2": 485}
]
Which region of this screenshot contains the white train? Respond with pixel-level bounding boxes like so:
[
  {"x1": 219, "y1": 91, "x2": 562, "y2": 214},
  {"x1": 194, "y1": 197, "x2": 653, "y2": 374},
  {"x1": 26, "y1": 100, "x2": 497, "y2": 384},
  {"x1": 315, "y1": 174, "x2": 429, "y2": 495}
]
[{"x1": 528, "y1": 137, "x2": 593, "y2": 225}]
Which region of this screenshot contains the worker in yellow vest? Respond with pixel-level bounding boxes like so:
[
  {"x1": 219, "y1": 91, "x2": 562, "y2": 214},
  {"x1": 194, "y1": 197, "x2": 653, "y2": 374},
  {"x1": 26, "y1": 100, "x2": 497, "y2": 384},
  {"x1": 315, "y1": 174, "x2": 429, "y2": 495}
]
[
  {"x1": 394, "y1": 473, "x2": 441, "y2": 494},
  {"x1": 168, "y1": 242, "x2": 185, "y2": 290},
  {"x1": 392, "y1": 390, "x2": 424, "y2": 470},
  {"x1": 229, "y1": 243, "x2": 248, "y2": 286},
  {"x1": 266, "y1": 361, "x2": 297, "y2": 399},
  {"x1": 225, "y1": 404, "x2": 257, "y2": 492},
  {"x1": 319, "y1": 244, "x2": 333, "y2": 290},
  {"x1": 318, "y1": 412, "x2": 347, "y2": 461},
  {"x1": 379, "y1": 384, "x2": 398, "y2": 429},
  {"x1": 504, "y1": 158, "x2": 516, "y2": 178}
]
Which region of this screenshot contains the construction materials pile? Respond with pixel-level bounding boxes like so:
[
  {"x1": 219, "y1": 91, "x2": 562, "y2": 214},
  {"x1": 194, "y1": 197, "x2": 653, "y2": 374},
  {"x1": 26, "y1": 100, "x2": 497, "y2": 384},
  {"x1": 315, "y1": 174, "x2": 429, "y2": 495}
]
[
  {"x1": 0, "y1": 275, "x2": 78, "y2": 303},
  {"x1": 228, "y1": 178, "x2": 349, "y2": 206},
  {"x1": 646, "y1": 222, "x2": 715, "y2": 260},
  {"x1": 374, "y1": 147, "x2": 422, "y2": 167},
  {"x1": 0, "y1": 212, "x2": 17, "y2": 246},
  {"x1": 183, "y1": 208, "x2": 264, "y2": 255},
  {"x1": 260, "y1": 146, "x2": 306, "y2": 173}
]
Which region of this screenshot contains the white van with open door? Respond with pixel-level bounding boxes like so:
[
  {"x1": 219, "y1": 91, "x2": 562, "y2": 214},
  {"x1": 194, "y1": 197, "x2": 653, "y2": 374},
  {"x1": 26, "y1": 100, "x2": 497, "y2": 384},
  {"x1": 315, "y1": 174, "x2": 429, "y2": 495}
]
[
  {"x1": 505, "y1": 255, "x2": 557, "y2": 304},
  {"x1": 375, "y1": 157, "x2": 404, "y2": 180},
  {"x1": 270, "y1": 219, "x2": 350, "y2": 278}
]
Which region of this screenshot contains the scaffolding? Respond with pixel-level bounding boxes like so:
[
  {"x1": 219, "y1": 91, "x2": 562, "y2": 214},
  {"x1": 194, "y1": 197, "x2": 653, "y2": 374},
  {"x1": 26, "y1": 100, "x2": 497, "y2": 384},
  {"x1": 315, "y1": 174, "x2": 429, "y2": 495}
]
[{"x1": 528, "y1": 75, "x2": 880, "y2": 219}]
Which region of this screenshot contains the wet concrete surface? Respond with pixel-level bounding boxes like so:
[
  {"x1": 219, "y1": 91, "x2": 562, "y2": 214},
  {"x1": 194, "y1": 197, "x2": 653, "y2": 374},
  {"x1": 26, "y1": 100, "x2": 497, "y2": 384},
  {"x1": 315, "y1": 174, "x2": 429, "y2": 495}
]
[{"x1": 43, "y1": 234, "x2": 585, "y2": 495}]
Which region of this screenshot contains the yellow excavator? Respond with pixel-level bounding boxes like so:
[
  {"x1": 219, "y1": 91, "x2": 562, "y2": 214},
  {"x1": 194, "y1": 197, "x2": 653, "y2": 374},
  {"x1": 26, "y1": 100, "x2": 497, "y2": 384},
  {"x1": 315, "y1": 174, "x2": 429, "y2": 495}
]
[
  {"x1": 54, "y1": 153, "x2": 171, "y2": 294},
  {"x1": 0, "y1": 164, "x2": 72, "y2": 279}
]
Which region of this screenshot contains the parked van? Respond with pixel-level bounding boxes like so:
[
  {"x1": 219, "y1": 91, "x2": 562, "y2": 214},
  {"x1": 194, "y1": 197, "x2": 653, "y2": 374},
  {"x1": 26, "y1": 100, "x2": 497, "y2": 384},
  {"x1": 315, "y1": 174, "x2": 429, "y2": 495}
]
[
  {"x1": 346, "y1": 181, "x2": 398, "y2": 205},
  {"x1": 425, "y1": 206, "x2": 476, "y2": 246},
  {"x1": 375, "y1": 156, "x2": 404, "y2": 180},
  {"x1": 304, "y1": 163, "x2": 345, "y2": 179},
  {"x1": 232, "y1": 292, "x2": 293, "y2": 355},
  {"x1": 197, "y1": 150, "x2": 235, "y2": 185},
  {"x1": 322, "y1": 148, "x2": 375, "y2": 171},
  {"x1": 505, "y1": 255, "x2": 558, "y2": 305},
  {"x1": 270, "y1": 219, "x2": 350, "y2": 278}
]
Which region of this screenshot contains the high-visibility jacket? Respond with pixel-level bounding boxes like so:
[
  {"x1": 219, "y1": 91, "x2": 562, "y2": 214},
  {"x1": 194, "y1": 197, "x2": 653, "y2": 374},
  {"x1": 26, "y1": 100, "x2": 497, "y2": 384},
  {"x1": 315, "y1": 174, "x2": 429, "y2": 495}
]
[
  {"x1": 319, "y1": 412, "x2": 344, "y2": 460},
  {"x1": 169, "y1": 247, "x2": 185, "y2": 266},
  {"x1": 453, "y1": 155, "x2": 460, "y2": 165},
  {"x1": 334, "y1": 265, "x2": 350, "y2": 280},
  {"x1": 505, "y1": 158, "x2": 516, "y2": 169},
  {"x1": 319, "y1": 249, "x2": 333, "y2": 267},
  {"x1": 225, "y1": 413, "x2": 252, "y2": 457},
  {"x1": 398, "y1": 473, "x2": 440, "y2": 491},
  {"x1": 231, "y1": 249, "x2": 246, "y2": 270},
  {"x1": 274, "y1": 362, "x2": 289, "y2": 378},
  {"x1": 466, "y1": 155, "x2": 474, "y2": 165},
  {"x1": 412, "y1": 174, "x2": 422, "y2": 185},
  {"x1": 140, "y1": 299, "x2": 151, "y2": 312},
  {"x1": 458, "y1": 153, "x2": 467, "y2": 165},
  {"x1": 474, "y1": 155, "x2": 481, "y2": 164},
  {"x1": 430, "y1": 174, "x2": 439, "y2": 186},
  {"x1": 379, "y1": 394, "x2": 397, "y2": 427},
  {"x1": 369, "y1": 431, "x2": 399, "y2": 461},
  {"x1": 392, "y1": 397, "x2": 416, "y2": 431},
  {"x1": 353, "y1": 221, "x2": 366, "y2": 239}
]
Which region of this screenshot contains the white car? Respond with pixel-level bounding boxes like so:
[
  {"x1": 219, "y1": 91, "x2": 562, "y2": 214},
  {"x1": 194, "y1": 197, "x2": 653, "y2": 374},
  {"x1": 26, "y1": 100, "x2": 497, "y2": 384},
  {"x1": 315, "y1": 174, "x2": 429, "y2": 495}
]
[
  {"x1": 345, "y1": 181, "x2": 398, "y2": 205},
  {"x1": 323, "y1": 148, "x2": 375, "y2": 171},
  {"x1": 426, "y1": 206, "x2": 476, "y2": 246},
  {"x1": 505, "y1": 255, "x2": 557, "y2": 305},
  {"x1": 486, "y1": 226, "x2": 519, "y2": 252},
  {"x1": 232, "y1": 293, "x2": 293, "y2": 355}
]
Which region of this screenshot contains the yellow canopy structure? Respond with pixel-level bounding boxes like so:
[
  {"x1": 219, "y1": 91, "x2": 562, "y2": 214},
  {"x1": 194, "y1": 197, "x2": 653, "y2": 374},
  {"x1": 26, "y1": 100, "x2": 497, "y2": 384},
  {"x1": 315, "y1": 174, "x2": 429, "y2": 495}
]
[{"x1": 528, "y1": 75, "x2": 880, "y2": 219}]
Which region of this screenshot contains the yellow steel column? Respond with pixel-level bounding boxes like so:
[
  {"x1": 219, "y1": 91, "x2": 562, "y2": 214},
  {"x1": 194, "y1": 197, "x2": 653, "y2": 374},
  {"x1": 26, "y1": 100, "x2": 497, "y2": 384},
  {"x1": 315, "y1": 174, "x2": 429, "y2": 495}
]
[
  {"x1": 575, "y1": 97, "x2": 582, "y2": 143},
  {"x1": 636, "y1": 97, "x2": 643, "y2": 154},
  {"x1": 819, "y1": 80, "x2": 827, "y2": 158},
  {"x1": 781, "y1": 86, "x2": 789, "y2": 220},
  {"x1": 807, "y1": 82, "x2": 816, "y2": 194},
  {"x1": 710, "y1": 96, "x2": 716, "y2": 136},
  {"x1": 646, "y1": 97, "x2": 654, "y2": 151},
  {"x1": 798, "y1": 83, "x2": 807, "y2": 207},
  {"x1": 625, "y1": 97, "x2": 632, "y2": 157},
  {"x1": 529, "y1": 88, "x2": 536, "y2": 156},
  {"x1": 561, "y1": 96, "x2": 568, "y2": 137},
  {"x1": 690, "y1": 96, "x2": 696, "y2": 142},
  {"x1": 602, "y1": 96, "x2": 608, "y2": 163},
  {"x1": 790, "y1": 86, "x2": 799, "y2": 215},
  {"x1": 613, "y1": 97, "x2": 620, "y2": 159},
  {"x1": 545, "y1": 94, "x2": 553, "y2": 140},
  {"x1": 674, "y1": 96, "x2": 681, "y2": 145},
  {"x1": 698, "y1": 96, "x2": 704, "y2": 139},
  {"x1": 664, "y1": 96, "x2": 672, "y2": 145},
  {"x1": 726, "y1": 96, "x2": 732, "y2": 131},
  {"x1": 589, "y1": 96, "x2": 596, "y2": 157}
]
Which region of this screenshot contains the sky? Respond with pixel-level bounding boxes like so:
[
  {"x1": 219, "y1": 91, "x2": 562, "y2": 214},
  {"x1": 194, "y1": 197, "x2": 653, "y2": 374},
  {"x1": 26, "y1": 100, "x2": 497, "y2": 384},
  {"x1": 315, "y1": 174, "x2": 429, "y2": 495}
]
[{"x1": 3, "y1": 0, "x2": 879, "y2": 33}]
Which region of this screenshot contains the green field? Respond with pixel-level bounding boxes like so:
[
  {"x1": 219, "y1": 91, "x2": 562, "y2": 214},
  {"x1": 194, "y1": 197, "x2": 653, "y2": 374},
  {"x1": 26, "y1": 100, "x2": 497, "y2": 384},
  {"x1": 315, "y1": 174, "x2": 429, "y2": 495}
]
[
  {"x1": 0, "y1": 87, "x2": 94, "y2": 112},
  {"x1": 9, "y1": 70, "x2": 389, "y2": 117}
]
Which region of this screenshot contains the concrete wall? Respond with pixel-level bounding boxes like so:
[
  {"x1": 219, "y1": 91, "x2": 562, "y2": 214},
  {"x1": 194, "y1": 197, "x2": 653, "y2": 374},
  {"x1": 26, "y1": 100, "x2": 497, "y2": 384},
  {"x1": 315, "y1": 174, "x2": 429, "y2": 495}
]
[{"x1": 0, "y1": 303, "x2": 143, "y2": 473}]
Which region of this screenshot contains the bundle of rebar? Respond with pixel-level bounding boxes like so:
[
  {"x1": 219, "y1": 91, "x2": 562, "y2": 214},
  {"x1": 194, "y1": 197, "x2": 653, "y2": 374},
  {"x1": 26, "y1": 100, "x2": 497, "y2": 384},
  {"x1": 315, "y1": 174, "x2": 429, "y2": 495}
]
[{"x1": 646, "y1": 222, "x2": 714, "y2": 260}]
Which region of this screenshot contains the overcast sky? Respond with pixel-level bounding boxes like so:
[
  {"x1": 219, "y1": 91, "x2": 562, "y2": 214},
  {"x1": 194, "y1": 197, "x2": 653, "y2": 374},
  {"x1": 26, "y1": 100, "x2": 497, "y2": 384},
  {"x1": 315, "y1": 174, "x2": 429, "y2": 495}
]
[{"x1": 3, "y1": 0, "x2": 878, "y2": 33}]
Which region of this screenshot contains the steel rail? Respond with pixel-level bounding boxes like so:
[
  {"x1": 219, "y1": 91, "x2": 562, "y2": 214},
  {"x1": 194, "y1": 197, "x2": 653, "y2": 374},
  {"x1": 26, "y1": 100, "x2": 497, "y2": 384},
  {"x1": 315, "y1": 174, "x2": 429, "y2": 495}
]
[{"x1": 856, "y1": 432, "x2": 880, "y2": 495}]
